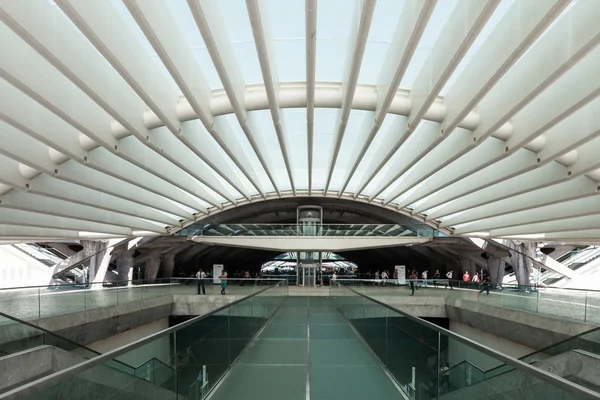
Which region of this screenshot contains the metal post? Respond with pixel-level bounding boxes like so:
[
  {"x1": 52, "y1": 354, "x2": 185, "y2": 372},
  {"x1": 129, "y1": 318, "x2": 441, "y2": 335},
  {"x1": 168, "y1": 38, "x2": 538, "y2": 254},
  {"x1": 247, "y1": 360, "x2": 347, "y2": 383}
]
[
  {"x1": 585, "y1": 291, "x2": 588, "y2": 323},
  {"x1": 436, "y1": 332, "x2": 441, "y2": 399}
]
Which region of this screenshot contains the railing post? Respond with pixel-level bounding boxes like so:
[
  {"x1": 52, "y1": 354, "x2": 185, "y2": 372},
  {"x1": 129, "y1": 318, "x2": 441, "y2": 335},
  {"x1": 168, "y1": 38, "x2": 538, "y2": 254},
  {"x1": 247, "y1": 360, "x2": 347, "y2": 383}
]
[
  {"x1": 37, "y1": 287, "x2": 41, "y2": 319},
  {"x1": 437, "y1": 332, "x2": 441, "y2": 399},
  {"x1": 584, "y1": 291, "x2": 588, "y2": 323}
]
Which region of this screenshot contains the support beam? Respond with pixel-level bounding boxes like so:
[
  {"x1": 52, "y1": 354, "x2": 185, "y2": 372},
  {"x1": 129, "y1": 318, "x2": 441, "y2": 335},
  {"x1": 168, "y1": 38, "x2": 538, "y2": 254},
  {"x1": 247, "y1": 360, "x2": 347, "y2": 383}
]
[
  {"x1": 247, "y1": 0, "x2": 296, "y2": 194},
  {"x1": 455, "y1": 196, "x2": 600, "y2": 234},
  {"x1": 487, "y1": 215, "x2": 600, "y2": 237},
  {"x1": 306, "y1": 0, "x2": 317, "y2": 194},
  {"x1": 190, "y1": 236, "x2": 432, "y2": 252},
  {"x1": 0, "y1": 1, "x2": 221, "y2": 211},
  {"x1": 368, "y1": 0, "x2": 579, "y2": 203},
  {"x1": 342, "y1": 0, "x2": 436, "y2": 196},
  {"x1": 324, "y1": 0, "x2": 375, "y2": 194},
  {"x1": 438, "y1": 177, "x2": 599, "y2": 227},
  {"x1": 0, "y1": 208, "x2": 135, "y2": 236},
  {"x1": 403, "y1": 49, "x2": 600, "y2": 212},
  {"x1": 122, "y1": 0, "x2": 256, "y2": 201},
  {"x1": 187, "y1": 0, "x2": 279, "y2": 195},
  {"x1": 0, "y1": 161, "x2": 185, "y2": 226},
  {"x1": 0, "y1": 191, "x2": 166, "y2": 233}
]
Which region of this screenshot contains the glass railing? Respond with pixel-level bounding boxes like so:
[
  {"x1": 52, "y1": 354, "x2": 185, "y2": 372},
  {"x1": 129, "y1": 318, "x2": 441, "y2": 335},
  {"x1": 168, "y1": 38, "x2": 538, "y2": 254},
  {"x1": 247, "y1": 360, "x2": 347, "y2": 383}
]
[
  {"x1": 0, "y1": 278, "x2": 281, "y2": 324},
  {"x1": 175, "y1": 223, "x2": 444, "y2": 237},
  {"x1": 0, "y1": 309, "x2": 182, "y2": 394},
  {"x1": 335, "y1": 278, "x2": 600, "y2": 325},
  {"x1": 0, "y1": 281, "x2": 287, "y2": 400},
  {"x1": 0, "y1": 309, "x2": 100, "y2": 362},
  {"x1": 331, "y1": 283, "x2": 600, "y2": 400},
  {"x1": 483, "y1": 325, "x2": 600, "y2": 382}
]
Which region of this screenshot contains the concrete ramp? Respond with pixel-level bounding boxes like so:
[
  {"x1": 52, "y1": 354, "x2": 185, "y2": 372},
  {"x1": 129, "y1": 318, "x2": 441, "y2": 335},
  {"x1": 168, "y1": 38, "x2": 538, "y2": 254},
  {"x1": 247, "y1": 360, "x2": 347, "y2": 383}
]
[
  {"x1": 0, "y1": 345, "x2": 180, "y2": 400},
  {"x1": 441, "y1": 349, "x2": 600, "y2": 399}
]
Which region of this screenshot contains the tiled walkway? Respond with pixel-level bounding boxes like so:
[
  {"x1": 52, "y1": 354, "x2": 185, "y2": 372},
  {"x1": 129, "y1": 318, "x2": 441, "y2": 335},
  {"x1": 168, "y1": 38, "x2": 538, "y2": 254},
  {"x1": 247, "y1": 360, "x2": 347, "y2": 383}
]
[{"x1": 209, "y1": 296, "x2": 403, "y2": 400}]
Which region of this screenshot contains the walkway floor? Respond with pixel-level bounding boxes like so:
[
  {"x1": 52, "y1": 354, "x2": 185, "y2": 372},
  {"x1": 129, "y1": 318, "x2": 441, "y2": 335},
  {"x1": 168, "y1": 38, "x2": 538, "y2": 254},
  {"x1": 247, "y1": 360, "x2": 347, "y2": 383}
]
[{"x1": 209, "y1": 296, "x2": 403, "y2": 400}]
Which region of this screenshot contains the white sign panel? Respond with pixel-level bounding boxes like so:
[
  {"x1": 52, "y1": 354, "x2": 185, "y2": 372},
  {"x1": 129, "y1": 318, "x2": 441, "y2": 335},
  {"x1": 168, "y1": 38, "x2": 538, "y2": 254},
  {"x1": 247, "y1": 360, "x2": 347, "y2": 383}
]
[
  {"x1": 395, "y1": 265, "x2": 406, "y2": 285},
  {"x1": 213, "y1": 264, "x2": 224, "y2": 284}
]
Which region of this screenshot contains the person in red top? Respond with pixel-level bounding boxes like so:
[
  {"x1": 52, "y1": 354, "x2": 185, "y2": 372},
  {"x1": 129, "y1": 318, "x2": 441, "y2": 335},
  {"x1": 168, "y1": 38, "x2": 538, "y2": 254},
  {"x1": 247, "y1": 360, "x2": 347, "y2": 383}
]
[{"x1": 463, "y1": 271, "x2": 470, "y2": 282}]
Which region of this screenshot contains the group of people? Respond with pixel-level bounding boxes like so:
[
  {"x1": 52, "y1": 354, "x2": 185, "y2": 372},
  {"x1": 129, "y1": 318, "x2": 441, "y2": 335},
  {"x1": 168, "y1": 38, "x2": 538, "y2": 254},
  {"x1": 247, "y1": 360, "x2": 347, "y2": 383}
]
[
  {"x1": 364, "y1": 268, "x2": 493, "y2": 296},
  {"x1": 195, "y1": 269, "x2": 228, "y2": 295},
  {"x1": 462, "y1": 270, "x2": 491, "y2": 295}
]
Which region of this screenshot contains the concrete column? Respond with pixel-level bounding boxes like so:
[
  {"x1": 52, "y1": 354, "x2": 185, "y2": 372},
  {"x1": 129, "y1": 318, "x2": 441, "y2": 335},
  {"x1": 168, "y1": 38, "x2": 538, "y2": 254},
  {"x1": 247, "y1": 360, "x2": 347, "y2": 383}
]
[
  {"x1": 117, "y1": 250, "x2": 135, "y2": 285},
  {"x1": 459, "y1": 257, "x2": 476, "y2": 275},
  {"x1": 508, "y1": 241, "x2": 534, "y2": 287},
  {"x1": 160, "y1": 252, "x2": 175, "y2": 279},
  {"x1": 145, "y1": 257, "x2": 161, "y2": 283},
  {"x1": 487, "y1": 256, "x2": 504, "y2": 285}
]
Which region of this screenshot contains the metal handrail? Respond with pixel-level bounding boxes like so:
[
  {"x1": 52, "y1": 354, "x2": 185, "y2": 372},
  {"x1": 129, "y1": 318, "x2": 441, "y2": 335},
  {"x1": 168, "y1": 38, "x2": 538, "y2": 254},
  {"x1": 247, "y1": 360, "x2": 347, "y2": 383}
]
[
  {"x1": 0, "y1": 278, "x2": 177, "y2": 292},
  {"x1": 0, "y1": 281, "x2": 285, "y2": 400},
  {"x1": 334, "y1": 282, "x2": 600, "y2": 400},
  {"x1": 0, "y1": 309, "x2": 102, "y2": 357},
  {"x1": 0, "y1": 277, "x2": 285, "y2": 292},
  {"x1": 0, "y1": 309, "x2": 137, "y2": 374},
  {"x1": 335, "y1": 278, "x2": 600, "y2": 294}
]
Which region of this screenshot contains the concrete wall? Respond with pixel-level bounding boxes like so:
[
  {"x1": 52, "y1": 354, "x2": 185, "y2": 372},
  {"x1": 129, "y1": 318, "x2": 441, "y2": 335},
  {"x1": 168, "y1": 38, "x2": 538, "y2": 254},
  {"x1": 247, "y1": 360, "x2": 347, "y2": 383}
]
[
  {"x1": 445, "y1": 298, "x2": 595, "y2": 350},
  {"x1": 448, "y1": 320, "x2": 536, "y2": 371},
  {"x1": 83, "y1": 318, "x2": 171, "y2": 368},
  {"x1": 441, "y1": 349, "x2": 600, "y2": 399},
  {"x1": 0, "y1": 345, "x2": 82, "y2": 393},
  {"x1": 380, "y1": 296, "x2": 448, "y2": 318}
]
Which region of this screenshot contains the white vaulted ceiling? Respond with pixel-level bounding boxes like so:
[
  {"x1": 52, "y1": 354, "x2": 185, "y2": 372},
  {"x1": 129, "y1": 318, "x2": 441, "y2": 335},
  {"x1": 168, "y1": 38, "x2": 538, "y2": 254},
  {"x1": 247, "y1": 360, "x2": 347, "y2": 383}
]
[{"x1": 0, "y1": 0, "x2": 599, "y2": 242}]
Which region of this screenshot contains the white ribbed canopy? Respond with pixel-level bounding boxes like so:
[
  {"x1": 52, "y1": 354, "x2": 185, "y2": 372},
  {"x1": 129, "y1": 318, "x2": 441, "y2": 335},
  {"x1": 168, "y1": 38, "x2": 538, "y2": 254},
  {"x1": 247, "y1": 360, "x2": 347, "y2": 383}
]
[{"x1": 0, "y1": 0, "x2": 599, "y2": 242}]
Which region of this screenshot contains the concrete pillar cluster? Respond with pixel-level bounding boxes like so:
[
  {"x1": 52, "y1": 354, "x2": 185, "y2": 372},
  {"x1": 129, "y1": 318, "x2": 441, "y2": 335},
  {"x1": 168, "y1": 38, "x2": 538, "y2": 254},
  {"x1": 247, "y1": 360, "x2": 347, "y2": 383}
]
[
  {"x1": 145, "y1": 257, "x2": 161, "y2": 283},
  {"x1": 160, "y1": 251, "x2": 176, "y2": 279},
  {"x1": 487, "y1": 256, "x2": 504, "y2": 285},
  {"x1": 507, "y1": 241, "x2": 535, "y2": 286},
  {"x1": 116, "y1": 250, "x2": 135, "y2": 283}
]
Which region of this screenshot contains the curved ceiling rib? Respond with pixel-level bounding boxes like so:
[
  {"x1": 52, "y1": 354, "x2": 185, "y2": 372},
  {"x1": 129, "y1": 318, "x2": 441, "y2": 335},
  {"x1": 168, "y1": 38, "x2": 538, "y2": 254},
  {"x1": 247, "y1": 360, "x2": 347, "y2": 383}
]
[
  {"x1": 0, "y1": 0, "x2": 598, "y2": 242},
  {"x1": 323, "y1": 0, "x2": 375, "y2": 195}
]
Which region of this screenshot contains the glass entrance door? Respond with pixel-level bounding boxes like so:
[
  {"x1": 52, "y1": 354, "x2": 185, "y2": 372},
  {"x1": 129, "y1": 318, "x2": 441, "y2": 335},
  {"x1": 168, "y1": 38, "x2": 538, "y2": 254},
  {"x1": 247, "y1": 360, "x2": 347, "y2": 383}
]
[{"x1": 303, "y1": 264, "x2": 315, "y2": 287}]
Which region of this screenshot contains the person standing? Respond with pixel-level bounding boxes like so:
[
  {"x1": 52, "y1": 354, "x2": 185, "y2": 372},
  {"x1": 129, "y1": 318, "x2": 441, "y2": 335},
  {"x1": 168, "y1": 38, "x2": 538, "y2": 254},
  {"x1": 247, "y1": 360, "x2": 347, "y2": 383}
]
[
  {"x1": 433, "y1": 269, "x2": 440, "y2": 288},
  {"x1": 445, "y1": 270, "x2": 454, "y2": 290},
  {"x1": 196, "y1": 268, "x2": 206, "y2": 295},
  {"x1": 463, "y1": 271, "x2": 470, "y2": 286},
  {"x1": 409, "y1": 270, "x2": 418, "y2": 296},
  {"x1": 393, "y1": 268, "x2": 398, "y2": 286},
  {"x1": 381, "y1": 270, "x2": 389, "y2": 286},
  {"x1": 479, "y1": 275, "x2": 490, "y2": 295},
  {"x1": 219, "y1": 270, "x2": 228, "y2": 295},
  {"x1": 422, "y1": 269, "x2": 428, "y2": 287},
  {"x1": 374, "y1": 270, "x2": 380, "y2": 286}
]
